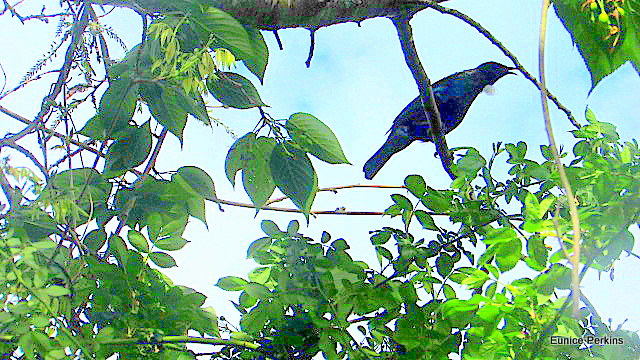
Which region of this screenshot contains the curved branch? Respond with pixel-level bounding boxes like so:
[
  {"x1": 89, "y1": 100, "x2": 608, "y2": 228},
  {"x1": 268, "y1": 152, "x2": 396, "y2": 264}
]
[{"x1": 421, "y1": 0, "x2": 580, "y2": 129}]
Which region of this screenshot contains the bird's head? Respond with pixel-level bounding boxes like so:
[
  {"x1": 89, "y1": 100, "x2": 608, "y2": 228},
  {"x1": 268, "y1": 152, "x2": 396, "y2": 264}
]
[
  {"x1": 472, "y1": 62, "x2": 516, "y2": 95},
  {"x1": 475, "y1": 61, "x2": 517, "y2": 84}
]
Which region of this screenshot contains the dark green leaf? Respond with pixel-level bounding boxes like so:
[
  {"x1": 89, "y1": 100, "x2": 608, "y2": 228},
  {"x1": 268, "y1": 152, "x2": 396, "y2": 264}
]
[
  {"x1": 225, "y1": 132, "x2": 257, "y2": 186},
  {"x1": 242, "y1": 25, "x2": 269, "y2": 83},
  {"x1": 149, "y1": 251, "x2": 177, "y2": 268},
  {"x1": 80, "y1": 77, "x2": 138, "y2": 140},
  {"x1": 436, "y1": 253, "x2": 454, "y2": 277},
  {"x1": 414, "y1": 210, "x2": 438, "y2": 231},
  {"x1": 84, "y1": 229, "x2": 107, "y2": 254},
  {"x1": 270, "y1": 143, "x2": 317, "y2": 215},
  {"x1": 173, "y1": 166, "x2": 217, "y2": 201},
  {"x1": 140, "y1": 82, "x2": 188, "y2": 142},
  {"x1": 104, "y1": 121, "x2": 152, "y2": 178},
  {"x1": 207, "y1": 72, "x2": 266, "y2": 109}
]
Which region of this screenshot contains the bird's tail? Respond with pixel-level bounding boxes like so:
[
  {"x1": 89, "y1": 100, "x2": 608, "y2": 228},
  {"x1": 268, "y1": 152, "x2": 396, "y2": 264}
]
[{"x1": 363, "y1": 137, "x2": 410, "y2": 180}]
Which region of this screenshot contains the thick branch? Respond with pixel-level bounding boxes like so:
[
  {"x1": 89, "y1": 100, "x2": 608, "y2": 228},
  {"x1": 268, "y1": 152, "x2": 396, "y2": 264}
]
[
  {"x1": 392, "y1": 15, "x2": 455, "y2": 179},
  {"x1": 97, "y1": 0, "x2": 448, "y2": 30}
]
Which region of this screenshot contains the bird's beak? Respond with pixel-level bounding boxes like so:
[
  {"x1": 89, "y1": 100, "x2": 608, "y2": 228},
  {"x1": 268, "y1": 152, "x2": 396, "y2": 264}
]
[{"x1": 507, "y1": 66, "x2": 518, "y2": 75}]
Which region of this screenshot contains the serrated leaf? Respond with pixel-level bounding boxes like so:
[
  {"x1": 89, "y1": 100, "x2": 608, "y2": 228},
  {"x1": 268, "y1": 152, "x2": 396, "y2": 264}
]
[
  {"x1": 270, "y1": 142, "x2": 317, "y2": 215},
  {"x1": 552, "y1": 0, "x2": 640, "y2": 90},
  {"x1": 149, "y1": 251, "x2": 177, "y2": 268},
  {"x1": 207, "y1": 72, "x2": 266, "y2": 109},
  {"x1": 286, "y1": 113, "x2": 350, "y2": 164}
]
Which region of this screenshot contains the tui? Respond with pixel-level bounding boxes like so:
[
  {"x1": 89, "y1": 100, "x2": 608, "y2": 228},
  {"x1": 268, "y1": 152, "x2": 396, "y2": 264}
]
[{"x1": 363, "y1": 62, "x2": 515, "y2": 180}]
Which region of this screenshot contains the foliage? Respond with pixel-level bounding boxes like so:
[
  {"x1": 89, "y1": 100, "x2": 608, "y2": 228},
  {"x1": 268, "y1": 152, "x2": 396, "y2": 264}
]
[{"x1": 0, "y1": 0, "x2": 638, "y2": 359}]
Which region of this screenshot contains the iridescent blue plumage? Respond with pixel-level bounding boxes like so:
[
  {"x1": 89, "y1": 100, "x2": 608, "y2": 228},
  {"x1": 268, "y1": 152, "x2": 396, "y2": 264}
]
[{"x1": 363, "y1": 62, "x2": 514, "y2": 180}]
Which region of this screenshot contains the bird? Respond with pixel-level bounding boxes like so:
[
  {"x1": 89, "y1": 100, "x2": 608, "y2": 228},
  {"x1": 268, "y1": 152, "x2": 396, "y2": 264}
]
[{"x1": 363, "y1": 61, "x2": 515, "y2": 180}]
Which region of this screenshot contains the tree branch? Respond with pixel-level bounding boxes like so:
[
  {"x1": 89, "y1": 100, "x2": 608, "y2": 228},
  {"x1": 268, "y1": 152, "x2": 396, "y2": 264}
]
[
  {"x1": 392, "y1": 15, "x2": 455, "y2": 180},
  {"x1": 421, "y1": 0, "x2": 580, "y2": 129}
]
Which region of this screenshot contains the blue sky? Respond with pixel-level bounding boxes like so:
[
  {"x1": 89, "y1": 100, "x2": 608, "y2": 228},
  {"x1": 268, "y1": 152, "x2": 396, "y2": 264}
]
[{"x1": 1, "y1": 0, "x2": 639, "y2": 348}]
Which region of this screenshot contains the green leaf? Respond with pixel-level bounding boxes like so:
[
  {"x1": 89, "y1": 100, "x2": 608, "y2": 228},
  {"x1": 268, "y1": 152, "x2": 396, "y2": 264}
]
[
  {"x1": 260, "y1": 220, "x2": 282, "y2": 237},
  {"x1": 196, "y1": 6, "x2": 255, "y2": 62},
  {"x1": 140, "y1": 82, "x2": 188, "y2": 142},
  {"x1": 84, "y1": 229, "x2": 107, "y2": 254},
  {"x1": 244, "y1": 282, "x2": 272, "y2": 299},
  {"x1": 483, "y1": 227, "x2": 518, "y2": 245},
  {"x1": 242, "y1": 137, "x2": 276, "y2": 209},
  {"x1": 240, "y1": 308, "x2": 268, "y2": 334},
  {"x1": 40, "y1": 168, "x2": 111, "y2": 221},
  {"x1": 495, "y1": 238, "x2": 522, "y2": 272},
  {"x1": 154, "y1": 235, "x2": 189, "y2": 251},
  {"x1": 270, "y1": 142, "x2": 317, "y2": 215},
  {"x1": 104, "y1": 121, "x2": 152, "y2": 178},
  {"x1": 225, "y1": 132, "x2": 257, "y2": 186},
  {"x1": 455, "y1": 148, "x2": 486, "y2": 177},
  {"x1": 173, "y1": 166, "x2": 217, "y2": 201},
  {"x1": 436, "y1": 253, "x2": 454, "y2": 277},
  {"x1": 207, "y1": 72, "x2": 266, "y2": 109},
  {"x1": 248, "y1": 267, "x2": 271, "y2": 284},
  {"x1": 391, "y1": 194, "x2": 412, "y2": 212},
  {"x1": 420, "y1": 187, "x2": 453, "y2": 213},
  {"x1": 149, "y1": 251, "x2": 177, "y2": 268},
  {"x1": 552, "y1": 0, "x2": 640, "y2": 90},
  {"x1": 414, "y1": 210, "x2": 438, "y2": 231},
  {"x1": 526, "y1": 236, "x2": 548, "y2": 271},
  {"x1": 286, "y1": 113, "x2": 350, "y2": 164},
  {"x1": 404, "y1": 174, "x2": 426, "y2": 198},
  {"x1": 127, "y1": 229, "x2": 149, "y2": 253},
  {"x1": 80, "y1": 77, "x2": 138, "y2": 140},
  {"x1": 242, "y1": 25, "x2": 269, "y2": 83},
  {"x1": 42, "y1": 285, "x2": 70, "y2": 297},
  {"x1": 109, "y1": 234, "x2": 129, "y2": 268},
  {"x1": 216, "y1": 276, "x2": 249, "y2": 291}
]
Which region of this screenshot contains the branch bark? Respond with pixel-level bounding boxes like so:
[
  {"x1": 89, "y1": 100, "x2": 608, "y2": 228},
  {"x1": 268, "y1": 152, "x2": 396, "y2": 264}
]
[{"x1": 392, "y1": 15, "x2": 455, "y2": 179}]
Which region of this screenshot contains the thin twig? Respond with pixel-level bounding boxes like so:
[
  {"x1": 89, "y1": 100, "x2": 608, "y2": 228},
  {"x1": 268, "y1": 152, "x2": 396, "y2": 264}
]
[
  {"x1": 539, "y1": 0, "x2": 581, "y2": 317},
  {"x1": 422, "y1": 0, "x2": 580, "y2": 129},
  {"x1": 266, "y1": 184, "x2": 405, "y2": 205},
  {"x1": 391, "y1": 15, "x2": 455, "y2": 180},
  {"x1": 305, "y1": 29, "x2": 316, "y2": 67}
]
